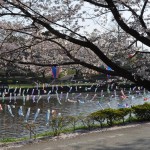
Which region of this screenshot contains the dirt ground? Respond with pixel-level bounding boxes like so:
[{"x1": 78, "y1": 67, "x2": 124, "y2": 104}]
[{"x1": 1, "y1": 122, "x2": 150, "y2": 150}]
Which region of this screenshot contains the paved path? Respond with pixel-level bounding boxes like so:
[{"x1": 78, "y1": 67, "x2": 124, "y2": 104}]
[{"x1": 2, "y1": 123, "x2": 150, "y2": 150}]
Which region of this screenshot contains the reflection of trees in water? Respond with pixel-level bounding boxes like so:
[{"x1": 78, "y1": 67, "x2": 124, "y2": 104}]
[{"x1": 1, "y1": 105, "x2": 26, "y2": 138}]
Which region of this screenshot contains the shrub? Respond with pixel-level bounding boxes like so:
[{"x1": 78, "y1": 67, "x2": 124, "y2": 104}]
[
  {"x1": 114, "y1": 108, "x2": 131, "y2": 124},
  {"x1": 50, "y1": 116, "x2": 69, "y2": 136},
  {"x1": 66, "y1": 116, "x2": 79, "y2": 131},
  {"x1": 132, "y1": 103, "x2": 150, "y2": 121},
  {"x1": 101, "y1": 108, "x2": 117, "y2": 126},
  {"x1": 90, "y1": 110, "x2": 105, "y2": 128},
  {"x1": 23, "y1": 122, "x2": 36, "y2": 139},
  {"x1": 78, "y1": 115, "x2": 94, "y2": 130}
]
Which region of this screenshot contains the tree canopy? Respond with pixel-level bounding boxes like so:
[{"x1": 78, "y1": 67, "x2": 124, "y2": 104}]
[{"x1": 0, "y1": 0, "x2": 150, "y2": 90}]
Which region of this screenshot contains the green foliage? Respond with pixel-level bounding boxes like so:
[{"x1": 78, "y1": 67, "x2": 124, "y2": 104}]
[
  {"x1": 67, "y1": 69, "x2": 76, "y2": 75},
  {"x1": 132, "y1": 103, "x2": 150, "y2": 121},
  {"x1": 113, "y1": 108, "x2": 131, "y2": 124},
  {"x1": 50, "y1": 116, "x2": 70, "y2": 136},
  {"x1": 66, "y1": 116, "x2": 79, "y2": 131},
  {"x1": 0, "y1": 138, "x2": 18, "y2": 143},
  {"x1": 36, "y1": 131, "x2": 53, "y2": 138},
  {"x1": 90, "y1": 110, "x2": 106, "y2": 128},
  {"x1": 0, "y1": 137, "x2": 28, "y2": 143},
  {"x1": 101, "y1": 108, "x2": 117, "y2": 126},
  {"x1": 59, "y1": 69, "x2": 75, "y2": 78},
  {"x1": 90, "y1": 107, "x2": 133, "y2": 127},
  {"x1": 78, "y1": 115, "x2": 94, "y2": 130}
]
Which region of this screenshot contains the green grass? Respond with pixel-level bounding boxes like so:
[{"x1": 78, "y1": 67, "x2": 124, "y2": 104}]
[
  {"x1": 9, "y1": 84, "x2": 35, "y2": 88},
  {"x1": 0, "y1": 137, "x2": 28, "y2": 143},
  {"x1": 8, "y1": 82, "x2": 96, "y2": 89},
  {"x1": 36, "y1": 131, "x2": 54, "y2": 138}
]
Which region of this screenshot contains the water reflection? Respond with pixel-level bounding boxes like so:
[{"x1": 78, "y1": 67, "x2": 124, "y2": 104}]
[{"x1": 0, "y1": 92, "x2": 149, "y2": 139}]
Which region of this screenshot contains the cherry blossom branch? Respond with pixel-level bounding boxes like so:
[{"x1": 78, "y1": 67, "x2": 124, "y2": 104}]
[
  {"x1": 105, "y1": 0, "x2": 150, "y2": 46},
  {"x1": 121, "y1": 0, "x2": 149, "y2": 35},
  {"x1": 140, "y1": 0, "x2": 148, "y2": 18},
  {"x1": 5, "y1": 0, "x2": 88, "y2": 41},
  {"x1": 84, "y1": 0, "x2": 108, "y2": 8}
]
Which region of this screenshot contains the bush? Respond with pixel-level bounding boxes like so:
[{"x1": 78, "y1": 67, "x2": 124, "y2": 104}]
[
  {"x1": 101, "y1": 108, "x2": 117, "y2": 126},
  {"x1": 50, "y1": 116, "x2": 69, "y2": 136},
  {"x1": 90, "y1": 107, "x2": 133, "y2": 127},
  {"x1": 65, "y1": 116, "x2": 79, "y2": 131},
  {"x1": 90, "y1": 110, "x2": 106, "y2": 128},
  {"x1": 132, "y1": 103, "x2": 150, "y2": 121},
  {"x1": 78, "y1": 115, "x2": 94, "y2": 130},
  {"x1": 114, "y1": 108, "x2": 131, "y2": 124},
  {"x1": 23, "y1": 122, "x2": 36, "y2": 139}
]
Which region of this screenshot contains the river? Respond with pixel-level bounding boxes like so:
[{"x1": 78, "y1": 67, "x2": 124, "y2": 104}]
[{"x1": 0, "y1": 88, "x2": 149, "y2": 139}]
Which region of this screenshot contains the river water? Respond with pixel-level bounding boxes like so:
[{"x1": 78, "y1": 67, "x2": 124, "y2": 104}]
[{"x1": 0, "y1": 90, "x2": 149, "y2": 139}]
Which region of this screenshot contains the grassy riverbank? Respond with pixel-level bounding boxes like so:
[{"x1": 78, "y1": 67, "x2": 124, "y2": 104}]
[{"x1": 0, "y1": 119, "x2": 140, "y2": 144}]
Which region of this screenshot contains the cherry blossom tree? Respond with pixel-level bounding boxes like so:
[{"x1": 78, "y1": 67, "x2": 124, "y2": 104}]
[{"x1": 0, "y1": 0, "x2": 150, "y2": 90}]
